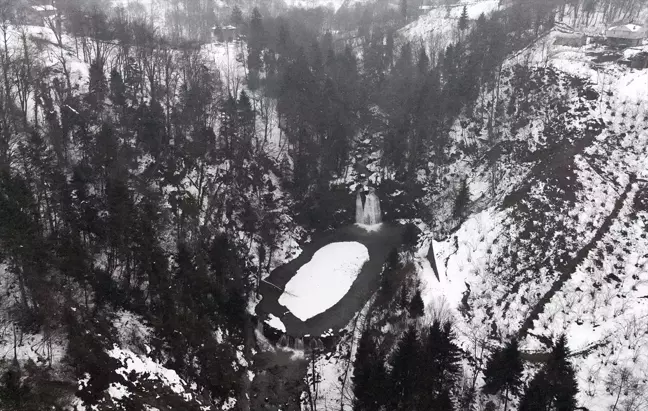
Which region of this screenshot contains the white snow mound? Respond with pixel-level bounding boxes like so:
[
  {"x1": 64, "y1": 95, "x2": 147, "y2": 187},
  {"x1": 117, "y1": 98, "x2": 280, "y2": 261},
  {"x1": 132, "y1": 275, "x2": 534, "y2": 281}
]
[{"x1": 279, "y1": 242, "x2": 369, "y2": 321}]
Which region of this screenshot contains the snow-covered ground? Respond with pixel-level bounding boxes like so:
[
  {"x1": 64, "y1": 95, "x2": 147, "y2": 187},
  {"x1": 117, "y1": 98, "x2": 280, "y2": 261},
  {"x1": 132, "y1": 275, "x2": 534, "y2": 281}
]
[
  {"x1": 267, "y1": 313, "x2": 287, "y2": 332},
  {"x1": 410, "y1": 30, "x2": 648, "y2": 410},
  {"x1": 399, "y1": 0, "x2": 500, "y2": 46},
  {"x1": 279, "y1": 242, "x2": 369, "y2": 321}
]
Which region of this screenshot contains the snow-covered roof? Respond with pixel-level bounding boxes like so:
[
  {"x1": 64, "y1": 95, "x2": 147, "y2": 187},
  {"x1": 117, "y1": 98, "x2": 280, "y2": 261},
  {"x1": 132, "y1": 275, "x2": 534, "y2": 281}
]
[
  {"x1": 608, "y1": 24, "x2": 644, "y2": 33},
  {"x1": 31, "y1": 5, "x2": 57, "y2": 12}
]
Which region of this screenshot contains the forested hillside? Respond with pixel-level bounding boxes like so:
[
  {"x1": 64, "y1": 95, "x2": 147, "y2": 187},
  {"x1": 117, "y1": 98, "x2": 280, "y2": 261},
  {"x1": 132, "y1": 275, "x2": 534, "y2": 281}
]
[{"x1": 1, "y1": 0, "x2": 648, "y2": 409}]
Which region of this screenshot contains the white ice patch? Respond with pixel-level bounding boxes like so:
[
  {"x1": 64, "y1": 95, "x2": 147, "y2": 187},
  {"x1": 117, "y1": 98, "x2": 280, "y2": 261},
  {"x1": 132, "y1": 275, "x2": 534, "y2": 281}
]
[
  {"x1": 266, "y1": 314, "x2": 286, "y2": 332},
  {"x1": 279, "y1": 242, "x2": 369, "y2": 321}
]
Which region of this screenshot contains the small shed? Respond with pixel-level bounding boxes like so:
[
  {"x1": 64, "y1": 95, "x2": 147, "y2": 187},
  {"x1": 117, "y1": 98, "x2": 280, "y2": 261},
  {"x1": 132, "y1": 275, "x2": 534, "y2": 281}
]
[
  {"x1": 554, "y1": 33, "x2": 587, "y2": 47},
  {"x1": 27, "y1": 5, "x2": 57, "y2": 26},
  {"x1": 606, "y1": 24, "x2": 646, "y2": 47},
  {"x1": 222, "y1": 25, "x2": 238, "y2": 42},
  {"x1": 212, "y1": 25, "x2": 238, "y2": 43}
]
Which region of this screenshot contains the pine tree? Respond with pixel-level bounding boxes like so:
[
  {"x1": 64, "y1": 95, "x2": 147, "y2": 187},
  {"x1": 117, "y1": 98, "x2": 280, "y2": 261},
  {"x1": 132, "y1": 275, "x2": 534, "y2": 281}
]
[
  {"x1": 482, "y1": 338, "x2": 524, "y2": 411},
  {"x1": 518, "y1": 370, "x2": 550, "y2": 411},
  {"x1": 459, "y1": 6, "x2": 469, "y2": 31},
  {"x1": 230, "y1": 6, "x2": 243, "y2": 27},
  {"x1": 400, "y1": 0, "x2": 408, "y2": 22},
  {"x1": 546, "y1": 335, "x2": 578, "y2": 411},
  {"x1": 417, "y1": 47, "x2": 430, "y2": 75},
  {"x1": 408, "y1": 288, "x2": 424, "y2": 318},
  {"x1": 519, "y1": 335, "x2": 579, "y2": 411},
  {"x1": 453, "y1": 178, "x2": 470, "y2": 219},
  {"x1": 237, "y1": 90, "x2": 255, "y2": 156},
  {"x1": 402, "y1": 223, "x2": 419, "y2": 250},
  {"x1": 352, "y1": 330, "x2": 388, "y2": 411},
  {"x1": 109, "y1": 69, "x2": 126, "y2": 107},
  {"x1": 417, "y1": 320, "x2": 462, "y2": 409},
  {"x1": 436, "y1": 388, "x2": 455, "y2": 411},
  {"x1": 389, "y1": 325, "x2": 420, "y2": 410},
  {"x1": 385, "y1": 30, "x2": 395, "y2": 69},
  {"x1": 219, "y1": 94, "x2": 238, "y2": 156},
  {"x1": 247, "y1": 8, "x2": 265, "y2": 89}
]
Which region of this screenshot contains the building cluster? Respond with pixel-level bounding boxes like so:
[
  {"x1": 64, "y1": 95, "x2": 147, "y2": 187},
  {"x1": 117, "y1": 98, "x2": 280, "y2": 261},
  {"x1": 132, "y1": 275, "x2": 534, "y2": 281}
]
[
  {"x1": 555, "y1": 23, "x2": 647, "y2": 48},
  {"x1": 553, "y1": 22, "x2": 648, "y2": 68},
  {"x1": 23, "y1": 1, "x2": 58, "y2": 26}
]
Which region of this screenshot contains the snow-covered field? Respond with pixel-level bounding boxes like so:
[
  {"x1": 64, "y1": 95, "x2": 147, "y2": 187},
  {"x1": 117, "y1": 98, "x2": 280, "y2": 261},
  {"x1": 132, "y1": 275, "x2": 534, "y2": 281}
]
[{"x1": 279, "y1": 242, "x2": 369, "y2": 321}]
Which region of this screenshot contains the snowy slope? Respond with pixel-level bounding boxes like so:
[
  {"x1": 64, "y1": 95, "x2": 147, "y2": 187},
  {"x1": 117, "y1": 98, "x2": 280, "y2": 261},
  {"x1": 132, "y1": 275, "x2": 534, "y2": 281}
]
[
  {"x1": 413, "y1": 31, "x2": 648, "y2": 410},
  {"x1": 399, "y1": 0, "x2": 500, "y2": 46}
]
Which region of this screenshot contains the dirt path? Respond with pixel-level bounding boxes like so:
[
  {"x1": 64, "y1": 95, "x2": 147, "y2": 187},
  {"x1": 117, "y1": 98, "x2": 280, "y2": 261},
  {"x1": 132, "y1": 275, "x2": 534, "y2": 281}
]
[{"x1": 256, "y1": 223, "x2": 405, "y2": 337}]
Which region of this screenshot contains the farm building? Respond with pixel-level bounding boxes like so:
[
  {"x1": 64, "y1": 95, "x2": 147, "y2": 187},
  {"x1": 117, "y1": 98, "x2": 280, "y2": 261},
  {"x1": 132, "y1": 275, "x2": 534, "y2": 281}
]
[
  {"x1": 25, "y1": 4, "x2": 57, "y2": 26},
  {"x1": 606, "y1": 24, "x2": 646, "y2": 47},
  {"x1": 554, "y1": 33, "x2": 587, "y2": 47},
  {"x1": 212, "y1": 25, "x2": 239, "y2": 43}
]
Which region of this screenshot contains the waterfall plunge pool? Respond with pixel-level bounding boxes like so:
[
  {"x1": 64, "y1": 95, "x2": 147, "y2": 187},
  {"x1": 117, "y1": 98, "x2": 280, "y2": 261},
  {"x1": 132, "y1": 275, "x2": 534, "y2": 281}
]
[
  {"x1": 278, "y1": 242, "x2": 369, "y2": 321},
  {"x1": 257, "y1": 223, "x2": 405, "y2": 337}
]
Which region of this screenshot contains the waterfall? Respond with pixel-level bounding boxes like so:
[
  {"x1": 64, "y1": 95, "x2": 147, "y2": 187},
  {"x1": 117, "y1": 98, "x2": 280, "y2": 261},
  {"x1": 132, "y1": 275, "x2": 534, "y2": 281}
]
[
  {"x1": 363, "y1": 190, "x2": 382, "y2": 225},
  {"x1": 355, "y1": 188, "x2": 382, "y2": 226},
  {"x1": 278, "y1": 334, "x2": 288, "y2": 348},
  {"x1": 295, "y1": 338, "x2": 304, "y2": 350},
  {"x1": 356, "y1": 191, "x2": 365, "y2": 225}
]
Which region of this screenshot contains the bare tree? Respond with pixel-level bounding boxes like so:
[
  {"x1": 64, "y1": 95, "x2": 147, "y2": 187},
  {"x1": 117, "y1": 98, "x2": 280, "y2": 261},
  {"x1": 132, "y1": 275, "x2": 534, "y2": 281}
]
[{"x1": 606, "y1": 367, "x2": 648, "y2": 411}]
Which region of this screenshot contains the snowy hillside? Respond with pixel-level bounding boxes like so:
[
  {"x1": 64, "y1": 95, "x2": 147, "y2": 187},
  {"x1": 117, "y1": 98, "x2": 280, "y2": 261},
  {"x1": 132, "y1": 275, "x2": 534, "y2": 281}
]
[
  {"x1": 399, "y1": 0, "x2": 500, "y2": 45},
  {"x1": 413, "y1": 29, "x2": 648, "y2": 410},
  {"x1": 306, "y1": 21, "x2": 648, "y2": 411}
]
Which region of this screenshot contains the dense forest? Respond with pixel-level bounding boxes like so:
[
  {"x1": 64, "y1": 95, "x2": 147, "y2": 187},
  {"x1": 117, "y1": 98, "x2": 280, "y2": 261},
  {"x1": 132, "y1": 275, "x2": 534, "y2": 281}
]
[{"x1": 1, "y1": 0, "x2": 648, "y2": 409}]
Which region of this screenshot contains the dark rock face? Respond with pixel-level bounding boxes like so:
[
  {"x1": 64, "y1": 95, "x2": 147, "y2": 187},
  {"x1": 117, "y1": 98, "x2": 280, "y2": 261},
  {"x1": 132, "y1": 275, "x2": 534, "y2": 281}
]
[{"x1": 427, "y1": 240, "x2": 440, "y2": 282}]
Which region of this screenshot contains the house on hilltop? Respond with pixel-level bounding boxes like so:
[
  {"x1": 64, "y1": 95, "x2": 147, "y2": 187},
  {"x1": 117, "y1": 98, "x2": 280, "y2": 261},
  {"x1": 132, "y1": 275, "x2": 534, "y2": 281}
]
[
  {"x1": 212, "y1": 25, "x2": 239, "y2": 43},
  {"x1": 606, "y1": 23, "x2": 646, "y2": 47},
  {"x1": 26, "y1": 4, "x2": 57, "y2": 26}
]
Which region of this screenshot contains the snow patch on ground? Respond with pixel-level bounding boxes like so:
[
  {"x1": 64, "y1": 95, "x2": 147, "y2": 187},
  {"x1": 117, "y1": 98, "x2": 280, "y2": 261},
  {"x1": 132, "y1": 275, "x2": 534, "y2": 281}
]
[
  {"x1": 266, "y1": 313, "x2": 286, "y2": 332},
  {"x1": 400, "y1": 0, "x2": 500, "y2": 44},
  {"x1": 279, "y1": 242, "x2": 369, "y2": 321},
  {"x1": 107, "y1": 346, "x2": 190, "y2": 397}
]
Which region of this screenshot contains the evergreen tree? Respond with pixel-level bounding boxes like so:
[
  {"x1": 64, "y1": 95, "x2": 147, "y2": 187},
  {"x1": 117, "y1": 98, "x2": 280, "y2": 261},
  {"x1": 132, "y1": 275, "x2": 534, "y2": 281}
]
[
  {"x1": 402, "y1": 222, "x2": 419, "y2": 250},
  {"x1": 482, "y1": 338, "x2": 524, "y2": 411},
  {"x1": 519, "y1": 335, "x2": 579, "y2": 411},
  {"x1": 459, "y1": 6, "x2": 469, "y2": 31},
  {"x1": 518, "y1": 370, "x2": 550, "y2": 411},
  {"x1": 417, "y1": 320, "x2": 462, "y2": 409},
  {"x1": 87, "y1": 60, "x2": 107, "y2": 108},
  {"x1": 389, "y1": 325, "x2": 420, "y2": 410},
  {"x1": 247, "y1": 8, "x2": 265, "y2": 89},
  {"x1": 109, "y1": 69, "x2": 126, "y2": 107},
  {"x1": 237, "y1": 90, "x2": 255, "y2": 156},
  {"x1": 385, "y1": 31, "x2": 395, "y2": 69},
  {"x1": 400, "y1": 0, "x2": 408, "y2": 22},
  {"x1": 352, "y1": 330, "x2": 388, "y2": 411},
  {"x1": 417, "y1": 47, "x2": 430, "y2": 75},
  {"x1": 408, "y1": 288, "x2": 424, "y2": 318},
  {"x1": 230, "y1": 6, "x2": 243, "y2": 27},
  {"x1": 546, "y1": 335, "x2": 578, "y2": 411},
  {"x1": 453, "y1": 178, "x2": 470, "y2": 219}
]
